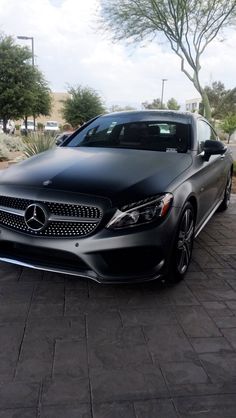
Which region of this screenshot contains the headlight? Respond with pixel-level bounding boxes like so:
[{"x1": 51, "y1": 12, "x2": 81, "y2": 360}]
[{"x1": 106, "y1": 193, "x2": 173, "y2": 229}]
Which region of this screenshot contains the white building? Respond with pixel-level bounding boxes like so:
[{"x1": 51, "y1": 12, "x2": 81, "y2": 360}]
[{"x1": 185, "y1": 98, "x2": 201, "y2": 113}]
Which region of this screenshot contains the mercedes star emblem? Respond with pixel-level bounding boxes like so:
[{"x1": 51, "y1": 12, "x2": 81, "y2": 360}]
[
  {"x1": 24, "y1": 203, "x2": 48, "y2": 232},
  {"x1": 43, "y1": 180, "x2": 52, "y2": 186}
]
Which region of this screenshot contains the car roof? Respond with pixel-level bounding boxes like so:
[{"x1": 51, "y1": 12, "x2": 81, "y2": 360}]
[{"x1": 100, "y1": 110, "x2": 200, "y2": 124}]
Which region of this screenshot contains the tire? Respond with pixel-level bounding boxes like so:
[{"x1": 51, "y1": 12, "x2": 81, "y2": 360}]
[
  {"x1": 218, "y1": 172, "x2": 232, "y2": 212},
  {"x1": 167, "y1": 202, "x2": 195, "y2": 284}
]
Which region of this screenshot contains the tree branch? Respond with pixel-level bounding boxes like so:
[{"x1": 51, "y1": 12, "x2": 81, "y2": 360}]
[{"x1": 168, "y1": 37, "x2": 195, "y2": 84}]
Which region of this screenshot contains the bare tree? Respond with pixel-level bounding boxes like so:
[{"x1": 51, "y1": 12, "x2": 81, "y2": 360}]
[{"x1": 100, "y1": 0, "x2": 236, "y2": 120}]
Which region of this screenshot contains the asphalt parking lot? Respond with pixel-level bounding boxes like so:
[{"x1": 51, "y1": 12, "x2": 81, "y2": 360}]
[{"x1": 0, "y1": 196, "x2": 236, "y2": 418}]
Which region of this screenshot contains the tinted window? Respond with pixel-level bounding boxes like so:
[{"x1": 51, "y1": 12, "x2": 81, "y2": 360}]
[
  {"x1": 46, "y1": 122, "x2": 58, "y2": 127},
  {"x1": 67, "y1": 117, "x2": 190, "y2": 153}
]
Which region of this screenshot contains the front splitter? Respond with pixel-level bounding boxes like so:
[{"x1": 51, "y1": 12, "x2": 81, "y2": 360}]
[{"x1": 0, "y1": 256, "x2": 164, "y2": 285}]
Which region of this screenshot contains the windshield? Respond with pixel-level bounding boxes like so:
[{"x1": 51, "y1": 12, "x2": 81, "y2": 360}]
[
  {"x1": 21, "y1": 121, "x2": 33, "y2": 126},
  {"x1": 66, "y1": 116, "x2": 190, "y2": 153},
  {"x1": 46, "y1": 122, "x2": 58, "y2": 127}
]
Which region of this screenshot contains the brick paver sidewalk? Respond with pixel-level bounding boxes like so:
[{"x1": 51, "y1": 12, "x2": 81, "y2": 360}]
[{"x1": 0, "y1": 196, "x2": 236, "y2": 417}]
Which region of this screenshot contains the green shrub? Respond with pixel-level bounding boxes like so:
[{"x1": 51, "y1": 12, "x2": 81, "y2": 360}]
[
  {"x1": 0, "y1": 143, "x2": 10, "y2": 161},
  {"x1": 63, "y1": 123, "x2": 73, "y2": 131},
  {"x1": 0, "y1": 133, "x2": 23, "y2": 151},
  {"x1": 37, "y1": 122, "x2": 44, "y2": 131},
  {"x1": 217, "y1": 131, "x2": 228, "y2": 142},
  {"x1": 22, "y1": 132, "x2": 56, "y2": 158},
  {"x1": 221, "y1": 114, "x2": 236, "y2": 144}
]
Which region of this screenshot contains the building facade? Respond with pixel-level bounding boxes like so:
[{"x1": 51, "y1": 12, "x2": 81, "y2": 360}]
[
  {"x1": 185, "y1": 98, "x2": 201, "y2": 113},
  {"x1": 36, "y1": 92, "x2": 70, "y2": 127}
]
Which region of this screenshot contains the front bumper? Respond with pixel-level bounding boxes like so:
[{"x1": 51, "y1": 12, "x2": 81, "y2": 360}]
[{"x1": 0, "y1": 205, "x2": 181, "y2": 283}]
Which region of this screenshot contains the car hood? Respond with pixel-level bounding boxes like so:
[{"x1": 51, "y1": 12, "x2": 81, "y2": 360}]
[{"x1": 0, "y1": 147, "x2": 192, "y2": 205}]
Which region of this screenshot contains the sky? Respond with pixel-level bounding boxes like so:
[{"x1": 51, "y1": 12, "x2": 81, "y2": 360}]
[{"x1": 0, "y1": 0, "x2": 236, "y2": 110}]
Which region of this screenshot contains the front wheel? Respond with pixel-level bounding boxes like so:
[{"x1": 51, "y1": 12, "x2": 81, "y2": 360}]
[{"x1": 167, "y1": 202, "x2": 195, "y2": 284}]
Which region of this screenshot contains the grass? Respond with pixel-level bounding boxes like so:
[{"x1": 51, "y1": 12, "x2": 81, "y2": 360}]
[
  {"x1": 233, "y1": 161, "x2": 236, "y2": 176},
  {"x1": 22, "y1": 132, "x2": 56, "y2": 158}
]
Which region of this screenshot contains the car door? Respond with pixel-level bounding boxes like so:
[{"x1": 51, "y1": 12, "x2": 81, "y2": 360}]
[{"x1": 194, "y1": 119, "x2": 226, "y2": 225}]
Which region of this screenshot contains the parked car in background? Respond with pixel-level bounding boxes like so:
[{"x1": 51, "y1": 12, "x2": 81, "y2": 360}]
[
  {"x1": 20, "y1": 120, "x2": 35, "y2": 134},
  {"x1": 0, "y1": 111, "x2": 233, "y2": 284},
  {"x1": 44, "y1": 121, "x2": 60, "y2": 134},
  {"x1": 0, "y1": 120, "x2": 3, "y2": 134}
]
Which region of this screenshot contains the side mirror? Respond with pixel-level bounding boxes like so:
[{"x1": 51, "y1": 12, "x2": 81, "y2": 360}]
[
  {"x1": 55, "y1": 133, "x2": 71, "y2": 146},
  {"x1": 55, "y1": 137, "x2": 63, "y2": 146},
  {"x1": 202, "y1": 140, "x2": 227, "y2": 161}
]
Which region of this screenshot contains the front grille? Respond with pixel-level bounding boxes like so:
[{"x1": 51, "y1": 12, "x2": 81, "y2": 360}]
[
  {"x1": 0, "y1": 196, "x2": 101, "y2": 219},
  {"x1": 0, "y1": 195, "x2": 102, "y2": 238},
  {"x1": 46, "y1": 201, "x2": 101, "y2": 219},
  {"x1": 0, "y1": 196, "x2": 31, "y2": 211}
]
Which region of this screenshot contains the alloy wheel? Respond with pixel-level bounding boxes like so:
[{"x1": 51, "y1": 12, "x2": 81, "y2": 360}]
[
  {"x1": 176, "y1": 208, "x2": 194, "y2": 275},
  {"x1": 225, "y1": 175, "x2": 232, "y2": 208}
]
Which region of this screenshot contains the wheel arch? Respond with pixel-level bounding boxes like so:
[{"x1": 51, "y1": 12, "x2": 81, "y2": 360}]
[
  {"x1": 230, "y1": 164, "x2": 234, "y2": 177},
  {"x1": 172, "y1": 184, "x2": 198, "y2": 220},
  {"x1": 187, "y1": 195, "x2": 198, "y2": 219}
]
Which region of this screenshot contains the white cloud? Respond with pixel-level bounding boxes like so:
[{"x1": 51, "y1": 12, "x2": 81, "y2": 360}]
[{"x1": 0, "y1": 0, "x2": 235, "y2": 109}]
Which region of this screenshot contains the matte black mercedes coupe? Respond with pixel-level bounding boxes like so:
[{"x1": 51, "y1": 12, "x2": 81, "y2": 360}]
[{"x1": 0, "y1": 111, "x2": 233, "y2": 283}]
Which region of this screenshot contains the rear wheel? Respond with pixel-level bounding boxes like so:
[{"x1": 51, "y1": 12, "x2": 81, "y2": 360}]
[
  {"x1": 167, "y1": 202, "x2": 195, "y2": 284},
  {"x1": 218, "y1": 172, "x2": 232, "y2": 211}
]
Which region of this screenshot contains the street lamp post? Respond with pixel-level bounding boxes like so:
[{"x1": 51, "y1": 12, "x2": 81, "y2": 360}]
[
  {"x1": 161, "y1": 78, "x2": 168, "y2": 109},
  {"x1": 17, "y1": 36, "x2": 35, "y2": 130}
]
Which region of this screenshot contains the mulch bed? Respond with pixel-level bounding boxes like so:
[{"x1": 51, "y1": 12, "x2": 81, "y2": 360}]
[
  {"x1": 232, "y1": 176, "x2": 236, "y2": 194},
  {"x1": 0, "y1": 151, "x2": 23, "y2": 170}
]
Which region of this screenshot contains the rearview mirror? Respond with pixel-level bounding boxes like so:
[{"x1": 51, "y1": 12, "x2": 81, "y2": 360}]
[{"x1": 202, "y1": 140, "x2": 227, "y2": 161}]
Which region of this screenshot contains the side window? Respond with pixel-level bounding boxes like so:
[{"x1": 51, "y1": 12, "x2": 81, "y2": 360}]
[
  {"x1": 197, "y1": 120, "x2": 217, "y2": 153},
  {"x1": 209, "y1": 126, "x2": 217, "y2": 140}
]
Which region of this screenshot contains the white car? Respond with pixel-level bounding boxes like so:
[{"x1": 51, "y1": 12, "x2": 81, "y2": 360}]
[
  {"x1": 20, "y1": 120, "x2": 35, "y2": 134},
  {"x1": 44, "y1": 121, "x2": 60, "y2": 134}
]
